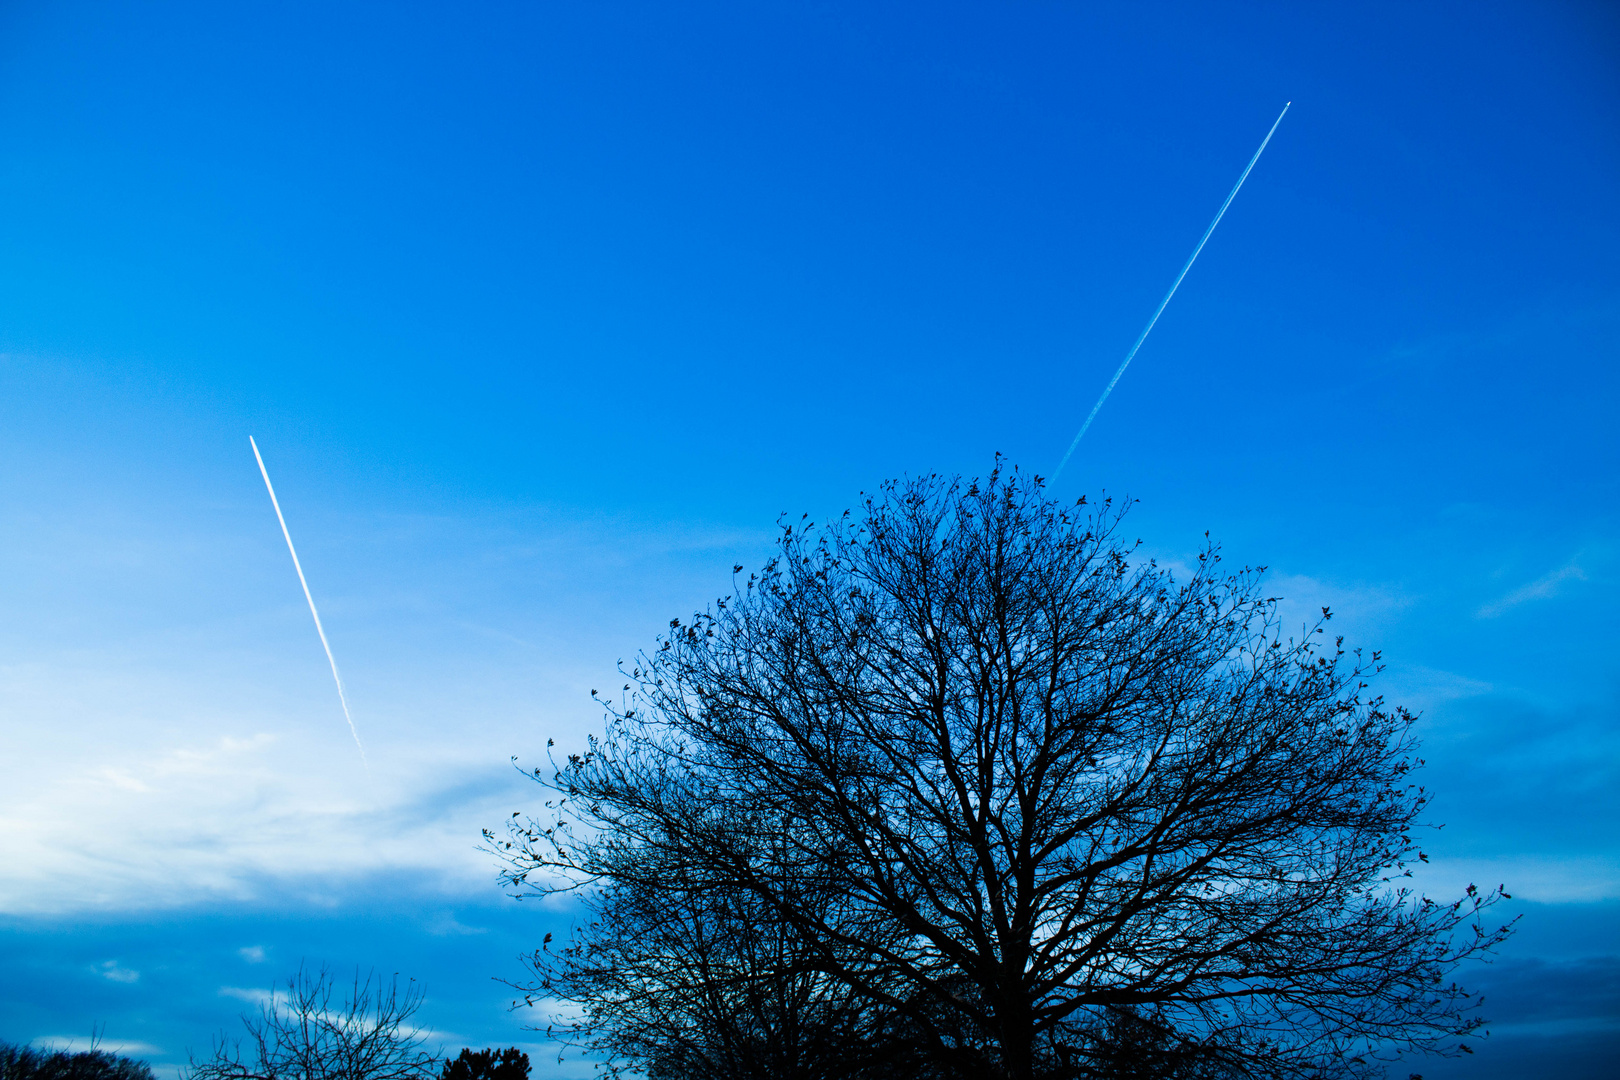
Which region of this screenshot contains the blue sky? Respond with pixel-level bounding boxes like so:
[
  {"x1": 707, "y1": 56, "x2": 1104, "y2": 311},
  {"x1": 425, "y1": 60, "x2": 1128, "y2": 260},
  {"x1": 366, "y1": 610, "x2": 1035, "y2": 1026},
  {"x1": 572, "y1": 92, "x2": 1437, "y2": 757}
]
[{"x1": 0, "y1": 1, "x2": 1616, "y2": 1076}]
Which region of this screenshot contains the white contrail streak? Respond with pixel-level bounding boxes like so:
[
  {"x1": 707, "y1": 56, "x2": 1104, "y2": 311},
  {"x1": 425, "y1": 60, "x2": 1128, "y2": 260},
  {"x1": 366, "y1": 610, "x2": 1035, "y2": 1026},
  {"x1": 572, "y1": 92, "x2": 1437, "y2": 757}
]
[
  {"x1": 249, "y1": 436, "x2": 367, "y2": 765},
  {"x1": 1053, "y1": 102, "x2": 1291, "y2": 480}
]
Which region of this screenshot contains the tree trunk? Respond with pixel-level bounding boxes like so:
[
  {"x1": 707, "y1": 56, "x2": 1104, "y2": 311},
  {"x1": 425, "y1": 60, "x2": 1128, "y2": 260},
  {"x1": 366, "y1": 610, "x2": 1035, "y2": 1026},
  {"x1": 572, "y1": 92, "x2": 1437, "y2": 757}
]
[{"x1": 997, "y1": 996, "x2": 1035, "y2": 1080}]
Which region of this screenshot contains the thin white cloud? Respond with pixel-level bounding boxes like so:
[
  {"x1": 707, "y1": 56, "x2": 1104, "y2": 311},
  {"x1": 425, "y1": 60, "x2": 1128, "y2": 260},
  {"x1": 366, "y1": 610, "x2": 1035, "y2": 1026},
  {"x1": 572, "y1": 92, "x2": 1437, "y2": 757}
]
[
  {"x1": 1254, "y1": 571, "x2": 1412, "y2": 649},
  {"x1": 1478, "y1": 559, "x2": 1588, "y2": 618},
  {"x1": 31, "y1": 1037, "x2": 162, "y2": 1055},
  {"x1": 97, "y1": 768, "x2": 152, "y2": 794},
  {"x1": 238, "y1": 945, "x2": 266, "y2": 963},
  {"x1": 0, "y1": 718, "x2": 535, "y2": 914},
  {"x1": 1380, "y1": 663, "x2": 1494, "y2": 712},
  {"x1": 1123, "y1": 555, "x2": 1413, "y2": 645},
  {"x1": 426, "y1": 911, "x2": 489, "y2": 937},
  {"x1": 0, "y1": 490, "x2": 752, "y2": 918},
  {"x1": 98, "y1": 960, "x2": 140, "y2": 983},
  {"x1": 1413, "y1": 854, "x2": 1620, "y2": 904},
  {"x1": 515, "y1": 995, "x2": 586, "y2": 1028}
]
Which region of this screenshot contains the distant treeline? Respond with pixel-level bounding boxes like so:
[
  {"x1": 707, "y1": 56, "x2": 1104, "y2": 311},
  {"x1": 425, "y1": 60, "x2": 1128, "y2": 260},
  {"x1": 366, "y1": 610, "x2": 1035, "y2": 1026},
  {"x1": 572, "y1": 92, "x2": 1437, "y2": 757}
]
[
  {"x1": 0, "y1": 1044, "x2": 153, "y2": 1080},
  {"x1": 1, "y1": 1039, "x2": 529, "y2": 1080}
]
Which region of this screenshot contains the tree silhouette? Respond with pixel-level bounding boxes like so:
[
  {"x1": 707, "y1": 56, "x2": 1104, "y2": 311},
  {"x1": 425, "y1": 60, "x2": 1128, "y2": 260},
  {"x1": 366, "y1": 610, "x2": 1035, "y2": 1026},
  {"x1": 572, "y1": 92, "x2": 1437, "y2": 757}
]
[
  {"x1": 496, "y1": 464, "x2": 1513, "y2": 1080},
  {"x1": 187, "y1": 965, "x2": 435, "y2": 1080},
  {"x1": 437, "y1": 1049, "x2": 527, "y2": 1080},
  {"x1": 1, "y1": 1043, "x2": 154, "y2": 1080},
  {"x1": 521, "y1": 849, "x2": 943, "y2": 1079}
]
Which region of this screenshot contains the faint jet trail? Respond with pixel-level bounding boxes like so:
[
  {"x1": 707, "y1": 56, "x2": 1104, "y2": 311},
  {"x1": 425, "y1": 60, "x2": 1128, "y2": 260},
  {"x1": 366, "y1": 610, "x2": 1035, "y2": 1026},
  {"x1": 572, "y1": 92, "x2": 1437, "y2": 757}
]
[
  {"x1": 1053, "y1": 102, "x2": 1291, "y2": 480},
  {"x1": 249, "y1": 436, "x2": 367, "y2": 765}
]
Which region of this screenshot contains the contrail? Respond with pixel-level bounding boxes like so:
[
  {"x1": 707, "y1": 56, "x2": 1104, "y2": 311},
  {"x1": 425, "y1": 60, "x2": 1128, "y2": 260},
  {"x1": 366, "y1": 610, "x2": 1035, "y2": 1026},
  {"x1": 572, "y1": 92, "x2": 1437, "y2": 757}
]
[
  {"x1": 249, "y1": 436, "x2": 367, "y2": 765},
  {"x1": 1053, "y1": 102, "x2": 1291, "y2": 479}
]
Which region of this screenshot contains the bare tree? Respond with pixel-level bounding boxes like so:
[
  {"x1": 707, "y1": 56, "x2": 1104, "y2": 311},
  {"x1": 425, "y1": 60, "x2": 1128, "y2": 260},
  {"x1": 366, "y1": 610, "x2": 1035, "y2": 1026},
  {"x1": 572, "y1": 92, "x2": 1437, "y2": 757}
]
[
  {"x1": 496, "y1": 464, "x2": 1512, "y2": 1080},
  {"x1": 188, "y1": 965, "x2": 436, "y2": 1080}
]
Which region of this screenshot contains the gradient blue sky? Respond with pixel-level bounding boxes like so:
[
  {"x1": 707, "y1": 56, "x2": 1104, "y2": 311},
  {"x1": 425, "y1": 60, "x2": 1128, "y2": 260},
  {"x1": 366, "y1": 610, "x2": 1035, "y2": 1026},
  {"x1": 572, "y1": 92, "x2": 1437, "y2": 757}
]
[{"x1": 1, "y1": 2, "x2": 1616, "y2": 1076}]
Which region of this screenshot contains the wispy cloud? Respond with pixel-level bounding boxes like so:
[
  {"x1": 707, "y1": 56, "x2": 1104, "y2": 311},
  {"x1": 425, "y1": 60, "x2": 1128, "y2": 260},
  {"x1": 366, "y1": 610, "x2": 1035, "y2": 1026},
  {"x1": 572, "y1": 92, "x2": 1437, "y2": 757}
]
[
  {"x1": 0, "y1": 493, "x2": 748, "y2": 919},
  {"x1": 426, "y1": 911, "x2": 488, "y2": 937},
  {"x1": 1478, "y1": 559, "x2": 1588, "y2": 618},
  {"x1": 1380, "y1": 664, "x2": 1494, "y2": 711},
  {"x1": 219, "y1": 986, "x2": 274, "y2": 1006},
  {"x1": 0, "y1": 718, "x2": 535, "y2": 916},
  {"x1": 98, "y1": 960, "x2": 139, "y2": 983},
  {"x1": 31, "y1": 1037, "x2": 162, "y2": 1055},
  {"x1": 238, "y1": 945, "x2": 267, "y2": 963},
  {"x1": 1415, "y1": 854, "x2": 1620, "y2": 904},
  {"x1": 1261, "y1": 572, "x2": 1412, "y2": 644}
]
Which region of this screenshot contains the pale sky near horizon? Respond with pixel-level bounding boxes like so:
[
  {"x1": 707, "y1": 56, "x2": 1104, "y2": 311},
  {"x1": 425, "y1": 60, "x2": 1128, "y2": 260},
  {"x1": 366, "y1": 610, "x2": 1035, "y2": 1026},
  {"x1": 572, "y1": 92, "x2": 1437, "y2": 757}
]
[{"x1": 1, "y1": 2, "x2": 1616, "y2": 1076}]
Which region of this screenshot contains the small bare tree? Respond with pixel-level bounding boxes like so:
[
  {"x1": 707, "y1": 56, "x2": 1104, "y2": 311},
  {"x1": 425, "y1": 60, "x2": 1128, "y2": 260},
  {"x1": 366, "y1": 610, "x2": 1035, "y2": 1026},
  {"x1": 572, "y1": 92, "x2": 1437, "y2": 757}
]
[
  {"x1": 188, "y1": 965, "x2": 436, "y2": 1080},
  {"x1": 496, "y1": 464, "x2": 1513, "y2": 1080}
]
